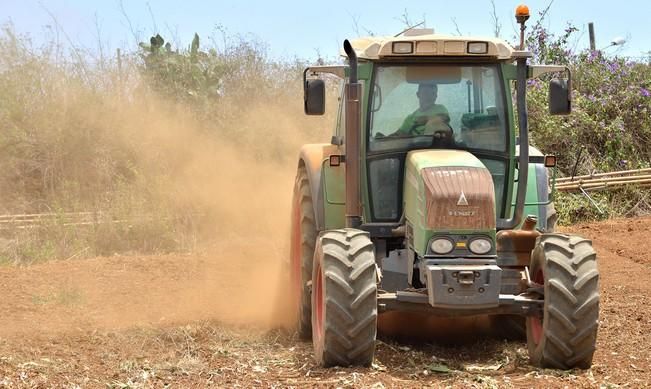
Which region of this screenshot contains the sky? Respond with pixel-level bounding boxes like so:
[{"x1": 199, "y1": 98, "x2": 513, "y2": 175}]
[{"x1": 2, "y1": 0, "x2": 649, "y2": 61}]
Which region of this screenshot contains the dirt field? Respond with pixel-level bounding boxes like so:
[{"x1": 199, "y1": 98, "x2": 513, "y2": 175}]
[{"x1": 1, "y1": 217, "x2": 650, "y2": 388}]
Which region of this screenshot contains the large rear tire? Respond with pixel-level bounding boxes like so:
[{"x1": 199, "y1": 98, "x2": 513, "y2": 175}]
[
  {"x1": 312, "y1": 229, "x2": 378, "y2": 367},
  {"x1": 526, "y1": 233, "x2": 599, "y2": 369},
  {"x1": 290, "y1": 166, "x2": 317, "y2": 339}
]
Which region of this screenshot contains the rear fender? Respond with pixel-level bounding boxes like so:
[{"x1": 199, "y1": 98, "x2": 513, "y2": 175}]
[
  {"x1": 516, "y1": 146, "x2": 552, "y2": 230},
  {"x1": 298, "y1": 144, "x2": 340, "y2": 231}
]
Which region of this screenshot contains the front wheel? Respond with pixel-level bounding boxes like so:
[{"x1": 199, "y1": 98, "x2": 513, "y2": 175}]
[
  {"x1": 312, "y1": 229, "x2": 378, "y2": 367},
  {"x1": 526, "y1": 233, "x2": 600, "y2": 369}
]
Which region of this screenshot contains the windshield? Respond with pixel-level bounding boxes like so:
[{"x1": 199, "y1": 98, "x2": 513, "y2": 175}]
[{"x1": 368, "y1": 64, "x2": 508, "y2": 153}]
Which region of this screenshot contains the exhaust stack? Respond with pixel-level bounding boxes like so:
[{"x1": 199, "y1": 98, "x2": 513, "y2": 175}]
[{"x1": 343, "y1": 40, "x2": 362, "y2": 228}]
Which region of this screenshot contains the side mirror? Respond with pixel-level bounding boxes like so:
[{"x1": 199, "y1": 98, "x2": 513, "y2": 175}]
[
  {"x1": 549, "y1": 78, "x2": 571, "y2": 115},
  {"x1": 304, "y1": 79, "x2": 325, "y2": 115}
]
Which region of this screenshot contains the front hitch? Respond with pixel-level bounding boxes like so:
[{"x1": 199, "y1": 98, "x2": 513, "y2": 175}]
[{"x1": 420, "y1": 259, "x2": 502, "y2": 309}]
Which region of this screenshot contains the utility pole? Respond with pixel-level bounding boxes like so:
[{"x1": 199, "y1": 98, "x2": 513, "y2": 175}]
[{"x1": 588, "y1": 22, "x2": 596, "y2": 51}]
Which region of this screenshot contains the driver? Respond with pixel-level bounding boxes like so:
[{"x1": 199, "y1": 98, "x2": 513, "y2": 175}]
[{"x1": 395, "y1": 82, "x2": 451, "y2": 136}]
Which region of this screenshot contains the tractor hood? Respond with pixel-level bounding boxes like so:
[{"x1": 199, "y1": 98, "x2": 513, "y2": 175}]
[{"x1": 403, "y1": 150, "x2": 496, "y2": 255}]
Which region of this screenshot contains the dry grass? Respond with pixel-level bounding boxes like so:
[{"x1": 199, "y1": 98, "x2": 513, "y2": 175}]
[{"x1": 0, "y1": 24, "x2": 335, "y2": 264}]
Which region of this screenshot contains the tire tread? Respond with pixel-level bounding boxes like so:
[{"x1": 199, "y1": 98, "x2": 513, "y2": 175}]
[
  {"x1": 313, "y1": 229, "x2": 377, "y2": 367},
  {"x1": 293, "y1": 167, "x2": 316, "y2": 339},
  {"x1": 527, "y1": 233, "x2": 600, "y2": 369}
]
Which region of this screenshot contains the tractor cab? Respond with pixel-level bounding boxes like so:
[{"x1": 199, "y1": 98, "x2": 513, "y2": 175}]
[
  {"x1": 366, "y1": 62, "x2": 510, "y2": 224},
  {"x1": 292, "y1": 5, "x2": 599, "y2": 371}
]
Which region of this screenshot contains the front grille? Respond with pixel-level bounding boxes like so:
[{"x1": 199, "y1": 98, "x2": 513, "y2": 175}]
[{"x1": 421, "y1": 166, "x2": 496, "y2": 230}]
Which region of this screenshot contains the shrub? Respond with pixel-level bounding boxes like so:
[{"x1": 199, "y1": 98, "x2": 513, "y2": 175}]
[{"x1": 525, "y1": 22, "x2": 651, "y2": 224}]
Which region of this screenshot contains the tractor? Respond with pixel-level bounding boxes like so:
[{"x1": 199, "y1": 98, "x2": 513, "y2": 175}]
[{"x1": 290, "y1": 5, "x2": 599, "y2": 369}]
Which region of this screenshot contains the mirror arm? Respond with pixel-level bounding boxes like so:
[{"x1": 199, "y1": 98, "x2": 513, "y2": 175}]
[
  {"x1": 302, "y1": 67, "x2": 310, "y2": 100},
  {"x1": 303, "y1": 66, "x2": 347, "y2": 99},
  {"x1": 530, "y1": 64, "x2": 573, "y2": 105},
  {"x1": 305, "y1": 65, "x2": 347, "y2": 79},
  {"x1": 529, "y1": 64, "x2": 568, "y2": 78}
]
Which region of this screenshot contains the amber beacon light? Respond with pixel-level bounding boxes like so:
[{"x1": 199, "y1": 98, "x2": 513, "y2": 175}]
[
  {"x1": 515, "y1": 4, "x2": 530, "y2": 21},
  {"x1": 515, "y1": 4, "x2": 530, "y2": 50}
]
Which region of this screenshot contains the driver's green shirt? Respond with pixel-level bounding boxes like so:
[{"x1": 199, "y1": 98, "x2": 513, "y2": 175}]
[{"x1": 396, "y1": 104, "x2": 449, "y2": 135}]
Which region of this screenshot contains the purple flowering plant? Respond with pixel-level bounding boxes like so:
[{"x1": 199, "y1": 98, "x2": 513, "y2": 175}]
[
  {"x1": 524, "y1": 22, "x2": 651, "y2": 175},
  {"x1": 521, "y1": 20, "x2": 651, "y2": 223}
]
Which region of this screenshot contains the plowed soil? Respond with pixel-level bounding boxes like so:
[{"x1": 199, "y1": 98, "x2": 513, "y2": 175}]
[{"x1": 1, "y1": 217, "x2": 650, "y2": 388}]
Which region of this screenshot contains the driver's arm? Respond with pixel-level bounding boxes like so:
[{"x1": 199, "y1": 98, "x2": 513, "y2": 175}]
[
  {"x1": 375, "y1": 106, "x2": 450, "y2": 138},
  {"x1": 375, "y1": 112, "x2": 418, "y2": 138},
  {"x1": 433, "y1": 106, "x2": 450, "y2": 124},
  {"x1": 394, "y1": 112, "x2": 419, "y2": 136},
  {"x1": 398, "y1": 105, "x2": 450, "y2": 135}
]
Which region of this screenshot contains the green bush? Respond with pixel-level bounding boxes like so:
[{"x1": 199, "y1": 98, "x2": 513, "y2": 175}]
[{"x1": 525, "y1": 23, "x2": 651, "y2": 224}]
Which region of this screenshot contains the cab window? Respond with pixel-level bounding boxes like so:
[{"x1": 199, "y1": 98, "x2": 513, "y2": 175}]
[{"x1": 368, "y1": 64, "x2": 508, "y2": 154}]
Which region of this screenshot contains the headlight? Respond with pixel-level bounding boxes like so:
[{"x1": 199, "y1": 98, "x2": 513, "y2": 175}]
[
  {"x1": 469, "y1": 238, "x2": 492, "y2": 254},
  {"x1": 430, "y1": 238, "x2": 454, "y2": 254}
]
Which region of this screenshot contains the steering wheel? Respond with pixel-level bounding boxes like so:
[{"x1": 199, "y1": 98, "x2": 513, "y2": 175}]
[
  {"x1": 426, "y1": 116, "x2": 453, "y2": 135},
  {"x1": 425, "y1": 116, "x2": 454, "y2": 147}
]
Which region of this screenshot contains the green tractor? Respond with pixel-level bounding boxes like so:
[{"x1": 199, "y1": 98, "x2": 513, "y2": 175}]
[{"x1": 290, "y1": 5, "x2": 599, "y2": 369}]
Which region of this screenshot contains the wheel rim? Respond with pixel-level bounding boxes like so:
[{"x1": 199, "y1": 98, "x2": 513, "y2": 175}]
[
  {"x1": 314, "y1": 260, "x2": 324, "y2": 343},
  {"x1": 529, "y1": 268, "x2": 545, "y2": 345}
]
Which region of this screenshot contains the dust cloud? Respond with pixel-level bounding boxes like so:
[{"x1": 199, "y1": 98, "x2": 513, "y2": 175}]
[
  {"x1": 0, "y1": 78, "x2": 333, "y2": 335},
  {"x1": 107, "y1": 93, "x2": 328, "y2": 329}
]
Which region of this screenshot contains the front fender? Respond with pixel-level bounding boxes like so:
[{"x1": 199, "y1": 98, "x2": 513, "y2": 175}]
[{"x1": 298, "y1": 143, "x2": 340, "y2": 231}]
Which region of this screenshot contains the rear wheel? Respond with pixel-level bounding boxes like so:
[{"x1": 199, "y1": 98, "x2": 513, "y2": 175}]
[
  {"x1": 312, "y1": 229, "x2": 378, "y2": 367},
  {"x1": 545, "y1": 203, "x2": 558, "y2": 232},
  {"x1": 290, "y1": 166, "x2": 317, "y2": 339},
  {"x1": 526, "y1": 233, "x2": 599, "y2": 369}
]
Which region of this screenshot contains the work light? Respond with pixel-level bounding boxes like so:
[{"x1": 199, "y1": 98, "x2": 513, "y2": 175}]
[
  {"x1": 392, "y1": 42, "x2": 414, "y2": 54},
  {"x1": 467, "y1": 42, "x2": 488, "y2": 54}
]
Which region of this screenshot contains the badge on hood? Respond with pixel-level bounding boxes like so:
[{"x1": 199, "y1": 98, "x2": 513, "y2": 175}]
[{"x1": 457, "y1": 191, "x2": 469, "y2": 206}]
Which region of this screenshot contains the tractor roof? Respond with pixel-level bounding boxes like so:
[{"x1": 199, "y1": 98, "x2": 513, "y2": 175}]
[{"x1": 340, "y1": 34, "x2": 516, "y2": 61}]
